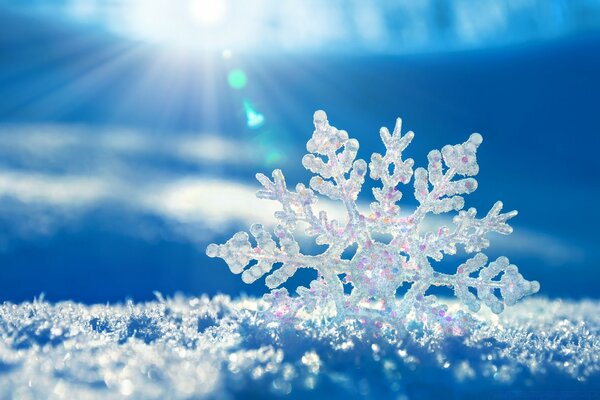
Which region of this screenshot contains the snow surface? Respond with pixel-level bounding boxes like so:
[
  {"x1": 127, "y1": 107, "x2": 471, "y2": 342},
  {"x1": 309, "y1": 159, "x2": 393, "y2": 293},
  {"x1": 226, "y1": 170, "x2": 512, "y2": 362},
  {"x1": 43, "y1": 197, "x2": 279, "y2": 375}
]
[{"x1": 0, "y1": 296, "x2": 598, "y2": 399}]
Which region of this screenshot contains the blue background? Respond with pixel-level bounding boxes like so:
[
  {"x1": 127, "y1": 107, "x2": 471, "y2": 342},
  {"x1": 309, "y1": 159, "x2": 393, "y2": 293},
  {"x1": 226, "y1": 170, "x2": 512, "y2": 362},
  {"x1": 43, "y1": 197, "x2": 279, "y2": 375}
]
[{"x1": 0, "y1": 1, "x2": 598, "y2": 303}]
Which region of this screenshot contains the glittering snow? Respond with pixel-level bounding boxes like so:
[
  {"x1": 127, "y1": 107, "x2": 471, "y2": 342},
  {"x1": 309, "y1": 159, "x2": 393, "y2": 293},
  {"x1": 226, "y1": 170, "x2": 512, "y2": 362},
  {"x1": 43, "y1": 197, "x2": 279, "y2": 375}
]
[{"x1": 0, "y1": 296, "x2": 598, "y2": 399}]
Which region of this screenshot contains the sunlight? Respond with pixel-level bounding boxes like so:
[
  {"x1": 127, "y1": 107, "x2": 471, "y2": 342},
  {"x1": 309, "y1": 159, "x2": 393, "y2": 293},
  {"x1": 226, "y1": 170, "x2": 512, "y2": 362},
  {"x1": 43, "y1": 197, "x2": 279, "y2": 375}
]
[
  {"x1": 116, "y1": 0, "x2": 264, "y2": 51},
  {"x1": 188, "y1": 0, "x2": 228, "y2": 27},
  {"x1": 10, "y1": 0, "x2": 597, "y2": 54}
]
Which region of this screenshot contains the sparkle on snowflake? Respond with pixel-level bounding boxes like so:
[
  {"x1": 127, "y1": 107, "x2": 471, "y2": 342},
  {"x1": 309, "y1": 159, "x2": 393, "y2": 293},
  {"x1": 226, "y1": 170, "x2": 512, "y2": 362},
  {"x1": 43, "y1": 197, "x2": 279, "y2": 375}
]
[{"x1": 206, "y1": 110, "x2": 539, "y2": 333}]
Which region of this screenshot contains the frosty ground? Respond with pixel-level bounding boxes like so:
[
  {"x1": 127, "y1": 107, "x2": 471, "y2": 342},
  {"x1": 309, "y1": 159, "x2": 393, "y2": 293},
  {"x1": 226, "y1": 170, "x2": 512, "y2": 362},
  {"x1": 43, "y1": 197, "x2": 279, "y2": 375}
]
[{"x1": 0, "y1": 296, "x2": 598, "y2": 400}]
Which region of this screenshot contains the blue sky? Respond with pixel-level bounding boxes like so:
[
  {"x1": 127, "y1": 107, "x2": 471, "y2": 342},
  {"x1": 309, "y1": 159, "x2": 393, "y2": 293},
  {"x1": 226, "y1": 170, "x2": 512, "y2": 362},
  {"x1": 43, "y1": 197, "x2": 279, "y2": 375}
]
[{"x1": 0, "y1": 1, "x2": 599, "y2": 303}]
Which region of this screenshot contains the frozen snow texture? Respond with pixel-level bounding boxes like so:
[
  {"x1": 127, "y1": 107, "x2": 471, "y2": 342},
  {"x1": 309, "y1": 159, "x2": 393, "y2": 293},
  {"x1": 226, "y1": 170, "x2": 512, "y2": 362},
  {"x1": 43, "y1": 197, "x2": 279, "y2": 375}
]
[
  {"x1": 0, "y1": 296, "x2": 598, "y2": 399},
  {"x1": 207, "y1": 111, "x2": 539, "y2": 333}
]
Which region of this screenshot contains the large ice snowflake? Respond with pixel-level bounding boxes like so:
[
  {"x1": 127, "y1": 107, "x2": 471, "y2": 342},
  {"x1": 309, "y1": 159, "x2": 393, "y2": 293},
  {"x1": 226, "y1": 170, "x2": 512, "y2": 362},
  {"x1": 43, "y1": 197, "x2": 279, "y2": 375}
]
[{"x1": 207, "y1": 110, "x2": 539, "y2": 333}]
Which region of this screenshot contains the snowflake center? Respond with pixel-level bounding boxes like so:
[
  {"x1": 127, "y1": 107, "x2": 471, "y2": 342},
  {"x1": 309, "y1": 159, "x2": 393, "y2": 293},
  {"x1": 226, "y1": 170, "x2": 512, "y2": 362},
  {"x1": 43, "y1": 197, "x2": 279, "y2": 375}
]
[{"x1": 350, "y1": 243, "x2": 406, "y2": 300}]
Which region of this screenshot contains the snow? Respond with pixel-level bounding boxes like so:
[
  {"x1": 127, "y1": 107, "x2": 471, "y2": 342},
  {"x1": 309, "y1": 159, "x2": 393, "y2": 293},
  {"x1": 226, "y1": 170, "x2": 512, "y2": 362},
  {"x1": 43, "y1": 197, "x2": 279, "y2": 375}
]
[{"x1": 0, "y1": 296, "x2": 598, "y2": 399}]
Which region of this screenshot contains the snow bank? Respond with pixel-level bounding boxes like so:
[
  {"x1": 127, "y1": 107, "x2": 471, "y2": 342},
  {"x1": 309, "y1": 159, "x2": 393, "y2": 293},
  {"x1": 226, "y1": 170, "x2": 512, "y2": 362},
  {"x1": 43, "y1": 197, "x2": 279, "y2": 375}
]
[{"x1": 0, "y1": 296, "x2": 598, "y2": 399}]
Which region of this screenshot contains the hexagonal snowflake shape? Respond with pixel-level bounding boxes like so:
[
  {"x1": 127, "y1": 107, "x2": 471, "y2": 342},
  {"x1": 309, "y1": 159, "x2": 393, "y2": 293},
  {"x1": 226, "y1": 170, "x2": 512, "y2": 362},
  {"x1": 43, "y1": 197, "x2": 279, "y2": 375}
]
[{"x1": 206, "y1": 110, "x2": 539, "y2": 333}]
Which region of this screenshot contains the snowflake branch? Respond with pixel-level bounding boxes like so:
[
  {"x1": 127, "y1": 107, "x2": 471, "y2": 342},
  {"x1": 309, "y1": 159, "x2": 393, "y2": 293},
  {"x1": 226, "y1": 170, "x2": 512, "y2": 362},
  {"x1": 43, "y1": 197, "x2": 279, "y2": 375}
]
[
  {"x1": 207, "y1": 224, "x2": 307, "y2": 288},
  {"x1": 368, "y1": 118, "x2": 415, "y2": 222},
  {"x1": 431, "y1": 253, "x2": 540, "y2": 314},
  {"x1": 255, "y1": 170, "x2": 339, "y2": 245},
  {"x1": 418, "y1": 201, "x2": 518, "y2": 260},
  {"x1": 394, "y1": 280, "x2": 431, "y2": 322},
  {"x1": 206, "y1": 224, "x2": 350, "y2": 290},
  {"x1": 302, "y1": 110, "x2": 368, "y2": 248},
  {"x1": 411, "y1": 133, "x2": 483, "y2": 225},
  {"x1": 303, "y1": 111, "x2": 366, "y2": 218}
]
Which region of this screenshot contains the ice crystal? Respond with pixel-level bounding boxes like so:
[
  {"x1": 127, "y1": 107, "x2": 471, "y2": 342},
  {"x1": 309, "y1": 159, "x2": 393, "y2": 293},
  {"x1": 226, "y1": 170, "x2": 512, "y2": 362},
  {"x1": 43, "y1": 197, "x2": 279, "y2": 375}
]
[{"x1": 207, "y1": 110, "x2": 539, "y2": 333}]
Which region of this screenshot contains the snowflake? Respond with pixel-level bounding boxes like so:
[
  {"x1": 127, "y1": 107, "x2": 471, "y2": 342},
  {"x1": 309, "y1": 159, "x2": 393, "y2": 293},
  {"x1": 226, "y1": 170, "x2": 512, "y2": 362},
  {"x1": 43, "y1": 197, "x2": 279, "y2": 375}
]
[{"x1": 206, "y1": 110, "x2": 539, "y2": 333}]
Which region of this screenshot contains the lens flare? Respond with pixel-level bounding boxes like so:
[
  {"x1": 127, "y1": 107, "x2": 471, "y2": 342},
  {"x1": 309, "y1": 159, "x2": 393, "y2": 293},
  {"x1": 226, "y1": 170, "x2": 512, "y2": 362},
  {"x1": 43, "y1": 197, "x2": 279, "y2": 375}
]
[
  {"x1": 243, "y1": 100, "x2": 265, "y2": 129},
  {"x1": 227, "y1": 69, "x2": 247, "y2": 89},
  {"x1": 265, "y1": 149, "x2": 283, "y2": 165}
]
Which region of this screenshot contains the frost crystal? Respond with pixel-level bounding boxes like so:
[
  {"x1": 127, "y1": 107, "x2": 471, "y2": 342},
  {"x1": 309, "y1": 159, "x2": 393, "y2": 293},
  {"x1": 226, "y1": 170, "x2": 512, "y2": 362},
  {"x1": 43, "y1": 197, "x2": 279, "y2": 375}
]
[{"x1": 207, "y1": 110, "x2": 539, "y2": 333}]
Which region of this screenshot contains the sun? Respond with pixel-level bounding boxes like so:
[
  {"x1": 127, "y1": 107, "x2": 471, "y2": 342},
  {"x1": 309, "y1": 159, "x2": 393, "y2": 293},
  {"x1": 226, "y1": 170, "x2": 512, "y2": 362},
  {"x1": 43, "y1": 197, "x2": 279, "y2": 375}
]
[{"x1": 188, "y1": 0, "x2": 228, "y2": 27}]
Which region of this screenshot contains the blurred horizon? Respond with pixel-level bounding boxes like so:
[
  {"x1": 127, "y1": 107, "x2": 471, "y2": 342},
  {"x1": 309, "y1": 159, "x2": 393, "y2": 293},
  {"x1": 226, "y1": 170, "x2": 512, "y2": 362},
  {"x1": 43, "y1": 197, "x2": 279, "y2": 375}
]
[{"x1": 0, "y1": 1, "x2": 598, "y2": 304}]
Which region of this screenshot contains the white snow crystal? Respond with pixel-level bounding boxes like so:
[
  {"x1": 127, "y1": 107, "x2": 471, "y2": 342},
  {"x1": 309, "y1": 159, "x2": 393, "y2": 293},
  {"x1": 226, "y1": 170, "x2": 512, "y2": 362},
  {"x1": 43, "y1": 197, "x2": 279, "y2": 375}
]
[{"x1": 207, "y1": 111, "x2": 540, "y2": 334}]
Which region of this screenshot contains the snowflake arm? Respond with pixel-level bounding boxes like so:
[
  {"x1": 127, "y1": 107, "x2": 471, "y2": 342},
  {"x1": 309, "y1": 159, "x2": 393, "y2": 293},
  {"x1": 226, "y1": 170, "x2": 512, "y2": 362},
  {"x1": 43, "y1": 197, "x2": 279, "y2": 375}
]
[
  {"x1": 302, "y1": 110, "x2": 368, "y2": 248},
  {"x1": 431, "y1": 253, "x2": 540, "y2": 314},
  {"x1": 419, "y1": 201, "x2": 519, "y2": 261},
  {"x1": 208, "y1": 224, "x2": 312, "y2": 288},
  {"x1": 255, "y1": 170, "x2": 339, "y2": 245},
  {"x1": 403, "y1": 134, "x2": 517, "y2": 260},
  {"x1": 256, "y1": 111, "x2": 369, "y2": 251},
  {"x1": 368, "y1": 118, "x2": 415, "y2": 223},
  {"x1": 412, "y1": 133, "x2": 483, "y2": 222}
]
